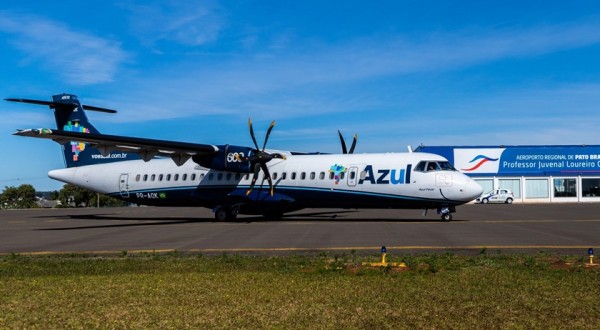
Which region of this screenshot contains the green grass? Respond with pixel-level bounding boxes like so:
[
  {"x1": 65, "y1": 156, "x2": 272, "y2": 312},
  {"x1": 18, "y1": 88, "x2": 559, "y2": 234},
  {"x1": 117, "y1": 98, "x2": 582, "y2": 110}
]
[{"x1": 1, "y1": 253, "x2": 599, "y2": 329}]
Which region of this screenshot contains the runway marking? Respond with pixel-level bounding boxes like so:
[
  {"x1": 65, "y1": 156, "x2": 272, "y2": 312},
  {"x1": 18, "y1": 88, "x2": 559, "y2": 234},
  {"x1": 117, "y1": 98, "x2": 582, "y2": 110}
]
[{"x1": 3, "y1": 245, "x2": 597, "y2": 256}]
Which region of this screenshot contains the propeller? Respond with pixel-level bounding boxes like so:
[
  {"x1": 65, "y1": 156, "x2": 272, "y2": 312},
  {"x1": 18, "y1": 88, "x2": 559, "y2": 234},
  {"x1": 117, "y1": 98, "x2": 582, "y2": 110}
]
[
  {"x1": 236, "y1": 118, "x2": 286, "y2": 196},
  {"x1": 338, "y1": 130, "x2": 357, "y2": 154}
]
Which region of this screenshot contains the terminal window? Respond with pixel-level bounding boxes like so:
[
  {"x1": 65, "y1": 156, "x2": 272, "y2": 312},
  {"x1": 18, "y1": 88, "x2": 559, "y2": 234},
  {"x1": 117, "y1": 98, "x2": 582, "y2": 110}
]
[
  {"x1": 553, "y1": 178, "x2": 577, "y2": 198},
  {"x1": 582, "y1": 178, "x2": 600, "y2": 197},
  {"x1": 525, "y1": 179, "x2": 548, "y2": 198}
]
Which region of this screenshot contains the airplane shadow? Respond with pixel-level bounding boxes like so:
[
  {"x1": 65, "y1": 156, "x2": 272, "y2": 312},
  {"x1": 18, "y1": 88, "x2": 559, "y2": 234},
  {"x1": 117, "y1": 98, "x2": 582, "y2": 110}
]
[{"x1": 36, "y1": 210, "x2": 462, "y2": 231}]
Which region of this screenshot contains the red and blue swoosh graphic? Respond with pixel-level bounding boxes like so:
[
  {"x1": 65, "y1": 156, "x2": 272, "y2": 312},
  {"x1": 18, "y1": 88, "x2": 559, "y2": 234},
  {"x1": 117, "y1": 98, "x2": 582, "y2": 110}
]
[{"x1": 461, "y1": 155, "x2": 499, "y2": 171}]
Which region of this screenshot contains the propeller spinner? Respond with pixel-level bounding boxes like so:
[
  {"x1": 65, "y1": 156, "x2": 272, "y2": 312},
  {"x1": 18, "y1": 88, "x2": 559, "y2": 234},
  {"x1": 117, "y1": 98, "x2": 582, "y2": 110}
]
[
  {"x1": 236, "y1": 118, "x2": 286, "y2": 196},
  {"x1": 338, "y1": 130, "x2": 357, "y2": 154}
]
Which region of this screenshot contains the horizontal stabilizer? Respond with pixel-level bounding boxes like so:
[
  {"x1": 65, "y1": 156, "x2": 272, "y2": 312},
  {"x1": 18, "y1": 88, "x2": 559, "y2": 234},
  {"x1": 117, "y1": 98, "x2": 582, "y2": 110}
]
[
  {"x1": 13, "y1": 128, "x2": 219, "y2": 166},
  {"x1": 5, "y1": 98, "x2": 117, "y2": 113}
]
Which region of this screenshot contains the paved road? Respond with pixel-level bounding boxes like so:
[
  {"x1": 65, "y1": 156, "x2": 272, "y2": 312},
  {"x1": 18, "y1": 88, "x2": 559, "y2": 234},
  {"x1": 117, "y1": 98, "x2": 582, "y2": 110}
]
[{"x1": 0, "y1": 204, "x2": 599, "y2": 255}]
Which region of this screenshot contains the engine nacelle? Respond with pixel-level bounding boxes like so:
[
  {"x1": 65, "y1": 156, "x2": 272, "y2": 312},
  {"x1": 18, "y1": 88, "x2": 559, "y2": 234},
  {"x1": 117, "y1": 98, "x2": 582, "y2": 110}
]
[{"x1": 192, "y1": 144, "x2": 254, "y2": 173}]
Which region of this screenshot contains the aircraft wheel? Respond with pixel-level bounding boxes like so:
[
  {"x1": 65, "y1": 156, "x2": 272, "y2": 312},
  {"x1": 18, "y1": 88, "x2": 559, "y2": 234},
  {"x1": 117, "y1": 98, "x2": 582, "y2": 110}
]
[
  {"x1": 482, "y1": 198, "x2": 489, "y2": 204},
  {"x1": 505, "y1": 198, "x2": 513, "y2": 204},
  {"x1": 441, "y1": 213, "x2": 452, "y2": 222},
  {"x1": 215, "y1": 207, "x2": 235, "y2": 221}
]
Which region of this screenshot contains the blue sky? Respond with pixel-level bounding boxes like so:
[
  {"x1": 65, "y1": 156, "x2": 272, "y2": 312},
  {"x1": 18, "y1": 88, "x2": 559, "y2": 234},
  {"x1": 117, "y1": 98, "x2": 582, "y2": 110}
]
[{"x1": 1, "y1": 1, "x2": 600, "y2": 191}]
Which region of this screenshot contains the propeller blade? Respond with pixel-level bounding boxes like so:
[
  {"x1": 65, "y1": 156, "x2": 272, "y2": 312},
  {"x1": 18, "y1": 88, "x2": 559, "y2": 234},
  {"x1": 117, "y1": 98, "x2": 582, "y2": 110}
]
[
  {"x1": 338, "y1": 130, "x2": 348, "y2": 154},
  {"x1": 246, "y1": 163, "x2": 262, "y2": 196},
  {"x1": 349, "y1": 134, "x2": 357, "y2": 154},
  {"x1": 248, "y1": 118, "x2": 259, "y2": 150},
  {"x1": 260, "y1": 163, "x2": 275, "y2": 196},
  {"x1": 262, "y1": 121, "x2": 276, "y2": 151}
]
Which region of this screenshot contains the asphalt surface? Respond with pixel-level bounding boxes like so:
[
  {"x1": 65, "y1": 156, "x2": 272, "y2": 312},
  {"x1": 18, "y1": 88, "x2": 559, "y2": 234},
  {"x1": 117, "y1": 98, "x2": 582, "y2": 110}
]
[{"x1": 1, "y1": 204, "x2": 599, "y2": 255}]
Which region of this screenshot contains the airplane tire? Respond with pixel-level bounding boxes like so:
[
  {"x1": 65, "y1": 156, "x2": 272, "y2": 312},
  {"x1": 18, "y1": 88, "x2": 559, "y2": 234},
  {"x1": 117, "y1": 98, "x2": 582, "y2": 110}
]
[
  {"x1": 505, "y1": 198, "x2": 513, "y2": 204},
  {"x1": 215, "y1": 207, "x2": 234, "y2": 221},
  {"x1": 441, "y1": 213, "x2": 452, "y2": 222}
]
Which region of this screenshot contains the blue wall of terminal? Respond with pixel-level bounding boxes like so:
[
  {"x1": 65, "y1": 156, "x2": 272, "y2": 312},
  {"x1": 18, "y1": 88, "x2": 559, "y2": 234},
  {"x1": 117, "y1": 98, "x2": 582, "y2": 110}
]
[{"x1": 416, "y1": 145, "x2": 600, "y2": 177}]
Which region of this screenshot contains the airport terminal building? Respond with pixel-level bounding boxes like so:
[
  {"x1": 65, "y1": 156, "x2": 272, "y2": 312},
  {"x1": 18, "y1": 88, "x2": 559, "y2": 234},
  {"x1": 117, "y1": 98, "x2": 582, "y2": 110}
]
[{"x1": 416, "y1": 145, "x2": 600, "y2": 203}]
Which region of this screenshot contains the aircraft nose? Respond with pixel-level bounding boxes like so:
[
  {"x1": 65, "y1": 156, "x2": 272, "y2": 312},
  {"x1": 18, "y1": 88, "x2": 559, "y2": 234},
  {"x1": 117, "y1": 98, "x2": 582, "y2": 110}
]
[{"x1": 464, "y1": 178, "x2": 483, "y2": 200}]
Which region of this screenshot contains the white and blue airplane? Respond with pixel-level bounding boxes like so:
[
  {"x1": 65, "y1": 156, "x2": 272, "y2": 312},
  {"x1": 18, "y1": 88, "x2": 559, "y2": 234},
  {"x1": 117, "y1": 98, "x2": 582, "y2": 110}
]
[{"x1": 7, "y1": 93, "x2": 482, "y2": 221}]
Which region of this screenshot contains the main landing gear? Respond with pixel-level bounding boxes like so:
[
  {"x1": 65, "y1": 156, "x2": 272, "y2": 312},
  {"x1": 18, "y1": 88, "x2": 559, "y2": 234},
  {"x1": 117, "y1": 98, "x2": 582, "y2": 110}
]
[{"x1": 214, "y1": 205, "x2": 239, "y2": 221}]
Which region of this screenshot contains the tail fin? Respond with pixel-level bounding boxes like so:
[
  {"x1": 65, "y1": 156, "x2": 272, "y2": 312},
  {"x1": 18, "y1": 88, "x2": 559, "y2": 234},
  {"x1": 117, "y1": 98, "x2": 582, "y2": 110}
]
[{"x1": 7, "y1": 93, "x2": 140, "y2": 167}]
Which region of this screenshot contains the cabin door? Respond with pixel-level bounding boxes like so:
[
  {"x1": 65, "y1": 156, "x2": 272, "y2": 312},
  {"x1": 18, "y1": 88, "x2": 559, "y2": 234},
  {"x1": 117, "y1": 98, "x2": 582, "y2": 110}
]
[{"x1": 119, "y1": 174, "x2": 130, "y2": 198}]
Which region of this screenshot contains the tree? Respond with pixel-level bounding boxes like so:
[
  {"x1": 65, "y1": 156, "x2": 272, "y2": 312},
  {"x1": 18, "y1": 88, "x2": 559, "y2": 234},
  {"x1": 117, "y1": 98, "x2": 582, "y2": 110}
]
[
  {"x1": 0, "y1": 184, "x2": 37, "y2": 209},
  {"x1": 57, "y1": 184, "x2": 126, "y2": 207},
  {"x1": 58, "y1": 184, "x2": 96, "y2": 207}
]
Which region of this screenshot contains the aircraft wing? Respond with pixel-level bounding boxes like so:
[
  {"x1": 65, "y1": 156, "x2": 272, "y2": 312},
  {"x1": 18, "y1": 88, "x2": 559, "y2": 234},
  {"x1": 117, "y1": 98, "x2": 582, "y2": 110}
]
[{"x1": 14, "y1": 128, "x2": 219, "y2": 165}]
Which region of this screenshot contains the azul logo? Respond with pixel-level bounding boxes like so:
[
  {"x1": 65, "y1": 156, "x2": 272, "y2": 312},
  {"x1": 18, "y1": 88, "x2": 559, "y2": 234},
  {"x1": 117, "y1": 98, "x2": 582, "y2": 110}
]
[
  {"x1": 461, "y1": 155, "x2": 499, "y2": 172},
  {"x1": 63, "y1": 121, "x2": 90, "y2": 162},
  {"x1": 358, "y1": 165, "x2": 412, "y2": 185},
  {"x1": 329, "y1": 164, "x2": 347, "y2": 184}
]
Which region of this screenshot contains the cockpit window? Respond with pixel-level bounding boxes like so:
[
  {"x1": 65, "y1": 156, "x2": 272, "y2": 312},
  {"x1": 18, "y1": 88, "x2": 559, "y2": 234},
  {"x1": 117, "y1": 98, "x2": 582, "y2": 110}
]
[
  {"x1": 438, "y1": 161, "x2": 456, "y2": 171},
  {"x1": 415, "y1": 161, "x2": 426, "y2": 172},
  {"x1": 415, "y1": 161, "x2": 456, "y2": 172}
]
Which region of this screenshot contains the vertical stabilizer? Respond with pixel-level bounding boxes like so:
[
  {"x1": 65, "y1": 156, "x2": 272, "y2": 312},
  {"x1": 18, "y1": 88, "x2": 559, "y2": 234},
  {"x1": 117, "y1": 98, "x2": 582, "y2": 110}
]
[{"x1": 7, "y1": 93, "x2": 140, "y2": 167}]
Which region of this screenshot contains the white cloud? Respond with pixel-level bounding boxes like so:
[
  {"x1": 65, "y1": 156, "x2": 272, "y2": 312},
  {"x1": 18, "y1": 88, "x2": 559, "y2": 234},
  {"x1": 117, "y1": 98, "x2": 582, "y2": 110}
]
[
  {"x1": 0, "y1": 11, "x2": 128, "y2": 85},
  {"x1": 123, "y1": 0, "x2": 225, "y2": 47}
]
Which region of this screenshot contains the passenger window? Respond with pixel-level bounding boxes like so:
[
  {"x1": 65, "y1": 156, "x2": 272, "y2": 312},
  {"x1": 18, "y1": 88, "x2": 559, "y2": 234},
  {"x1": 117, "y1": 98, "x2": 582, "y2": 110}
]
[
  {"x1": 158, "y1": 174, "x2": 163, "y2": 181},
  {"x1": 319, "y1": 172, "x2": 325, "y2": 180},
  {"x1": 208, "y1": 173, "x2": 214, "y2": 180},
  {"x1": 235, "y1": 173, "x2": 241, "y2": 180},
  {"x1": 273, "y1": 172, "x2": 278, "y2": 180},
  {"x1": 350, "y1": 171, "x2": 356, "y2": 180},
  {"x1": 217, "y1": 173, "x2": 223, "y2": 181},
  {"x1": 291, "y1": 172, "x2": 297, "y2": 180},
  {"x1": 282, "y1": 172, "x2": 287, "y2": 180},
  {"x1": 136, "y1": 174, "x2": 141, "y2": 182},
  {"x1": 143, "y1": 174, "x2": 148, "y2": 181},
  {"x1": 166, "y1": 174, "x2": 171, "y2": 181},
  {"x1": 301, "y1": 172, "x2": 306, "y2": 180},
  {"x1": 226, "y1": 173, "x2": 232, "y2": 180},
  {"x1": 329, "y1": 172, "x2": 334, "y2": 180},
  {"x1": 151, "y1": 174, "x2": 156, "y2": 181},
  {"x1": 200, "y1": 173, "x2": 205, "y2": 180},
  {"x1": 340, "y1": 172, "x2": 345, "y2": 179},
  {"x1": 191, "y1": 174, "x2": 196, "y2": 181},
  {"x1": 310, "y1": 172, "x2": 315, "y2": 180},
  {"x1": 182, "y1": 174, "x2": 188, "y2": 181},
  {"x1": 244, "y1": 173, "x2": 250, "y2": 180},
  {"x1": 174, "y1": 174, "x2": 179, "y2": 181}
]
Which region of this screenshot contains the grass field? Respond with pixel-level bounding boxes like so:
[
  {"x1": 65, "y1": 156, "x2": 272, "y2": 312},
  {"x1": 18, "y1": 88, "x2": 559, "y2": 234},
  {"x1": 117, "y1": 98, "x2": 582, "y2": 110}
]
[{"x1": 1, "y1": 252, "x2": 599, "y2": 329}]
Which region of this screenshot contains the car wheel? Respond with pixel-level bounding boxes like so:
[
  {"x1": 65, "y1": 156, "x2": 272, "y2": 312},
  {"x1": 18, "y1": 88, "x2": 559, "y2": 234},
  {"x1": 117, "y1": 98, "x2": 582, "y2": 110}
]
[
  {"x1": 505, "y1": 198, "x2": 513, "y2": 204},
  {"x1": 482, "y1": 198, "x2": 489, "y2": 204}
]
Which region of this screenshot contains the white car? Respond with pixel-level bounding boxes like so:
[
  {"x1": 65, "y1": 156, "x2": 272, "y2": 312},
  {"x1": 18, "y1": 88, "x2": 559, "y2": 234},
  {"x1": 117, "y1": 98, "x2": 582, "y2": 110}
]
[{"x1": 476, "y1": 189, "x2": 514, "y2": 204}]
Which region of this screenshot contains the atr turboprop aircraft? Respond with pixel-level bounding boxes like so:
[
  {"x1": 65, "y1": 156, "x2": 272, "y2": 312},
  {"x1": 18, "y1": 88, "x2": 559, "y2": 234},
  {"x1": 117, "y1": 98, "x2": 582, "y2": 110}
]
[{"x1": 7, "y1": 94, "x2": 482, "y2": 221}]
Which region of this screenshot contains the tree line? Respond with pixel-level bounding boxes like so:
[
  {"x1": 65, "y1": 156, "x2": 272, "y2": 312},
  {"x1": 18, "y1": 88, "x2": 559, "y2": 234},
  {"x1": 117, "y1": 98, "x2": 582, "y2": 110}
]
[{"x1": 0, "y1": 184, "x2": 126, "y2": 209}]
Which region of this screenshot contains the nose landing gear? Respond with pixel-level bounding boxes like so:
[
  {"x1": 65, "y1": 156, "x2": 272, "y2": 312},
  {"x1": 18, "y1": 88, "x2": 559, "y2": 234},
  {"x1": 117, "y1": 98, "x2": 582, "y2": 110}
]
[{"x1": 437, "y1": 206, "x2": 456, "y2": 222}]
